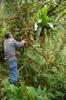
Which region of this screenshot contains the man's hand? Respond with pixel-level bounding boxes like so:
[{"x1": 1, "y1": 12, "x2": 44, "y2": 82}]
[{"x1": 21, "y1": 39, "x2": 27, "y2": 45}]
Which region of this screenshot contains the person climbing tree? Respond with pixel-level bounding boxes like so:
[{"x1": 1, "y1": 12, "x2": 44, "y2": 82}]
[{"x1": 4, "y1": 32, "x2": 26, "y2": 85}]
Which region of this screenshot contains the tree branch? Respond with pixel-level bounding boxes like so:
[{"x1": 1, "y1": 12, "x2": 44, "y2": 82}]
[
  {"x1": 0, "y1": 15, "x2": 18, "y2": 21},
  {"x1": 48, "y1": 0, "x2": 62, "y2": 16}
]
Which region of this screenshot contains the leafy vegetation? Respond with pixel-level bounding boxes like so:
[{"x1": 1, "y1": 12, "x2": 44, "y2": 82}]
[{"x1": 0, "y1": 0, "x2": 66, "y2": 100}]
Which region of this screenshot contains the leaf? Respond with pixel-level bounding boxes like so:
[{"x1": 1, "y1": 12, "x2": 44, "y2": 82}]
[
  {"x1": 55, "y1": 91, "x2": 64, "y2": 97},
  {"x1": 48, "y1": 23, "x2": 54, "y2": 29},
  {"x1": 36, "y1": 5, "x2": 49, "y2": 26}
]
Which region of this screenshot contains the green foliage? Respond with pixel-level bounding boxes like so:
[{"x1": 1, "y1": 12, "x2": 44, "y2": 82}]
[
  {"x1": 2, "y1": 74, "x2": 66, "y2": 100},
  {"x1": 0, "y1": 0, "x2": 66, "y2": 100},
  {"x1": 36, "y1": 5, "x2": 49, "y2": 26},
  {"x1": 2, "y1": 82, "x2": 55, "y2": 100}
]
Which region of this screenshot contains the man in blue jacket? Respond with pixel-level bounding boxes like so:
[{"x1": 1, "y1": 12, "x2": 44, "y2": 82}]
[{"x1": 4, "y1": 32, "x2": 26, "y2": 84}]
